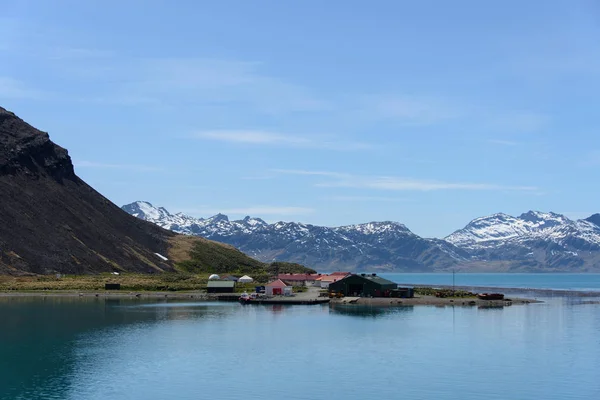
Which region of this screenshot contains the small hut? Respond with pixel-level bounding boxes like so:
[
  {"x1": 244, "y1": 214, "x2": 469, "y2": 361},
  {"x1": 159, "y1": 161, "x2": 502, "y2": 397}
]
[{"x1": 238, "y1": 275, "x2": 254, "y2": 283}]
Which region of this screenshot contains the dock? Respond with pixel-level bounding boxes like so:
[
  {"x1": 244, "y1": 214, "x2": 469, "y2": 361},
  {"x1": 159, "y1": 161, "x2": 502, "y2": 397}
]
[{"x1": 214, "y1": 286, "x2": 330, "y2": 305}]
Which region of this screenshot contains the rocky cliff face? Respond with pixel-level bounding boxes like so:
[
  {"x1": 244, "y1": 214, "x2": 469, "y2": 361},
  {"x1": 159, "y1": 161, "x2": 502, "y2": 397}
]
[
  {"x1": 0, "y1": 106, "x2": 175, "y2": 275},
  {"x1": 0, "y1": 108, "x2": 75, "y2": 181}
]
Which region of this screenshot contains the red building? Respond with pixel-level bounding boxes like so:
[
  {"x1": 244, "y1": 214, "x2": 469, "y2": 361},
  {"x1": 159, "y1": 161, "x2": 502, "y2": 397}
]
[
  {"x1": 265, "y1": 279, "x2": 292, "y2": 296},
  {"x1": 277, "y1": 273, "x2": 322, "y2": 286}
]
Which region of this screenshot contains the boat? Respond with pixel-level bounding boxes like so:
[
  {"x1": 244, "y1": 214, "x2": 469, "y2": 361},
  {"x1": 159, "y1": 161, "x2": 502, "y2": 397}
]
[
  {"x1": 239, "y1": 292, "x2": 260, "y2": 304},
  {"x1": 477, "y1": 293, "x2": 505, "y2": 300}
]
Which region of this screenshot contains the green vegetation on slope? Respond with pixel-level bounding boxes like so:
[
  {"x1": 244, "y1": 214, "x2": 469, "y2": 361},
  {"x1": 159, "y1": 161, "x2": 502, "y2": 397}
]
[
  {"x1": 266, "y1": 261, "x2": 314, "y2": 275},
  {"x1": 169, "y1": 236, "x2": 316, "y2": 275}
]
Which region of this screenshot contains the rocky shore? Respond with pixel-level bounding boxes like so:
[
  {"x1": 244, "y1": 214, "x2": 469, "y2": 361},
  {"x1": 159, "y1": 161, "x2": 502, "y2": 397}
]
[{"x1": 331, "y1": 294, "x2": 540, "y2": 307}]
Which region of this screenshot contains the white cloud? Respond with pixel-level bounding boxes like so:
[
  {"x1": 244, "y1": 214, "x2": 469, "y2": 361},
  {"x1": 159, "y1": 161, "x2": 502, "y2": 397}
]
[
  {"x1": 56, "y1": 56, "x2": 330, "y2": 114},
  {"x1": 324, "y1": 195, "x2": 409, "y2": 202},
  {"x1": 368, "y1": 95, "x2": 462, "y2": 125},
  {"x1": 195, "y1": 130, "x2": 310, "y2": 145},
  {"x1": 194, "y1": 130, "x2": 371, "y2": 151},
  {"x1": 182, "y1": 206, "x2": 315, "y2": 217},
  {"x1": 0, "y1": 77, "x2": 46, "y2": 100},
  {"x1": 485, "y1": 112, "x2": 549, "y2": 133},
  {"x1": 47, "y1": 47, "x2": 115, "y2": 60},
  {"x1": 578, "y1": 150, "x2": 600, "y2": 167},
  {"x1": 270, "y1": 169, "x2": 347, "y2": 178},
  {"x1": 318, "y1": 176, "x2": 537, "y2": 192},
  {"x1": 268, "y1": 168, "x2": 537, "y2": 192},
  {"x1": 362, "y1": 95, "x2": 549, "y2": 136},
  {"x1": 74, "y1": 161, "x2": 163, "y2": 172},
  {"x1": 240, "y1": 175, "x2": 275, "y2": 180},
  {"x1": 83, "y1": 95, "x2": 162, "y2": 106},
  {"x1": 488, "y1": 139, "x2": 519, "y2": 146}
]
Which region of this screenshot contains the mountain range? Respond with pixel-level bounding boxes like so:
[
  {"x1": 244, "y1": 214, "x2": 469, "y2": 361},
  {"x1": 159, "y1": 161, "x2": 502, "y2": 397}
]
[{"x1": 123, "y1": 202, "x2": 600, "y2": 272}]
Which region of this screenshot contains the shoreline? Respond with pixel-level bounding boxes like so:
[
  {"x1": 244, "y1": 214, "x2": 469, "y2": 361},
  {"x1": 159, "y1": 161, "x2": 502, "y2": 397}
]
[
  {"x1": 331, "y1": 295, "x2": 540, "y2": 307},
  {"x1": 0, "y1": 291, "x2": 211, "y2": 299},
  {"x1": 0, "y1": 291, "x2": 537, "y2": 307},
  {"x1": 398, "y1": 283, "x2": 600, "y2": 297},
  {"x1": 1, "y1": 284, "x2": 598, "y2": 303}
]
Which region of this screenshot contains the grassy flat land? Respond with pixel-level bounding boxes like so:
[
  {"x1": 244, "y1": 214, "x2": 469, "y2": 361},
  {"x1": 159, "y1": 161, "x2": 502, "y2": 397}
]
[
  {"x1": 0, "y1": 235, "x2": 315, "y2": 292},
  {"x1": 0, "y1": 273, "x2": 270, "y2": 292}
]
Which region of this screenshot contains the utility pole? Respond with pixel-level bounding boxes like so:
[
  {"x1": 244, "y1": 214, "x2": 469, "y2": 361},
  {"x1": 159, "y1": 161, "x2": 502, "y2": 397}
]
[{"x1": 452, "y1": 269, "x2": 455, "y2": 294}]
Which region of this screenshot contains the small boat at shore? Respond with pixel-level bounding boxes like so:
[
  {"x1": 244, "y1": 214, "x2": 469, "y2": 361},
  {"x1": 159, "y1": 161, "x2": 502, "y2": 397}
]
[
  {"x1": 477, "y1": 293, "x2": 505, "y2": 300},
  {"x1": 239, "y1": 292, "x2": 259, "y2": 304}
]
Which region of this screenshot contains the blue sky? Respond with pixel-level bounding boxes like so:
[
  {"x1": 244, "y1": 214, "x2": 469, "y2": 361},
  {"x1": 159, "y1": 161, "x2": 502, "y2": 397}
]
[{"x1": 1, "y1": 0, "x2": 600, "y2": 238}]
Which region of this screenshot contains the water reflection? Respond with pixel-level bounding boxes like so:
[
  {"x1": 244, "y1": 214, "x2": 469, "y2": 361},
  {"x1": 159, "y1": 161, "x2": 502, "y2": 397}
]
[
  {"x1": 477, "y1": 305, "x2": 506, "y2": 310},
  {"x1": 0, "y1": 297, "x2": 236, "y2": 400},
  {"x1": 329, "y1": 303, "x2": 414, "y2": 318},
  {"x1": 2, "y1": 295, "x2": 600, "y2": 400}
]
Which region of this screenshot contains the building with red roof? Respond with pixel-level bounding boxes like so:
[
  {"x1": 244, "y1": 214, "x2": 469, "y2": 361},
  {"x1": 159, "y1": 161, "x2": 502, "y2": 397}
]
[
  {"x1": 316, "y1": 272, "x2": 352, "y2": 288},
  {"x1": 277, "y1": 273, "x2": 322, "y2": 287}
]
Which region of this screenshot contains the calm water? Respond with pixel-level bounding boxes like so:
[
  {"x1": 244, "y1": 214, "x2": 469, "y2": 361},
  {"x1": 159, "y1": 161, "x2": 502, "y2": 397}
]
[
  {"x1": 380, "y1": 273, "x2": 600, "y2": 291},
  {"x1": 1, "y1": 295, "x2": 600, "y2": 400}
]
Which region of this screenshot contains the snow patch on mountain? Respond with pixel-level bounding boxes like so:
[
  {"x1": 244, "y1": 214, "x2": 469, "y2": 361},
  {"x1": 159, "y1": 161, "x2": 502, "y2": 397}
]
[
  {"x1": 122, "y1": 201, "x2": 466, "y2": 271},
  {"x1": 446, "y1": 210, "x2": 600, "y2": 250}
]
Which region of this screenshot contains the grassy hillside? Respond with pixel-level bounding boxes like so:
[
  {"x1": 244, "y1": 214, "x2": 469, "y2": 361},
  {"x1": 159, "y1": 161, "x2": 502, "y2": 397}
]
[{"x1": 169, "y1": 236, "x2": 316, "y2": 275}]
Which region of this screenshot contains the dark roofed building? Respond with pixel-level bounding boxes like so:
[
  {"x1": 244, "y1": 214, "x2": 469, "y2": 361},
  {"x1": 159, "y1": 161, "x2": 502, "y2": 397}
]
[
  {"x1": 328, "y1": 273, "x2": 398, "y2": 297},
  {"x1": 206, "y1": 280, "x2": 235, "y2": 293}
]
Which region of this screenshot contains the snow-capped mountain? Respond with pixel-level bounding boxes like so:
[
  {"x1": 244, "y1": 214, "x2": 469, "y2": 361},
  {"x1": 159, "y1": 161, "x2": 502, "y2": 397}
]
[
  {"x1": 122, "y1": 201, "x2": 467, "y2": 271},
  {"x1": 123, "y1": 202, "x2": 600, "y2": 272},
  {"x1": 446, "y1": 211, "x2": 578, "y2": 247},
  {"x1": 446, "y1": 211, "x2": 600, "y2": 271},
  {"x1": 122, "y1": 201, "x2": 268, "y2": 237}
]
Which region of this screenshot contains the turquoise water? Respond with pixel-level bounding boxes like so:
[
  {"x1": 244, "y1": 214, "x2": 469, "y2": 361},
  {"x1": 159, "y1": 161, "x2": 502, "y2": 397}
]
[
  {"x1": 379, "y1": 273, "x2": 600, "y2": 291},
  {"x1": 1, "y1": 295, "x2": 600, "y2": 399}
]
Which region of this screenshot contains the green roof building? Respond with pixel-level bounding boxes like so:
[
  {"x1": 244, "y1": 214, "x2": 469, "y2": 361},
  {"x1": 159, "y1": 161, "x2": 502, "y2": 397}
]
[{"x1": 206, "y1": 280, "x2": 235, "y2": 293}]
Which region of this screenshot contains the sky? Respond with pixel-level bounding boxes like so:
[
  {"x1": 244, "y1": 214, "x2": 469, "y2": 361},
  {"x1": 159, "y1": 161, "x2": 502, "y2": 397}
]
[{"x1": 1, "y1": 0, "x2": 600, "y2": 238}]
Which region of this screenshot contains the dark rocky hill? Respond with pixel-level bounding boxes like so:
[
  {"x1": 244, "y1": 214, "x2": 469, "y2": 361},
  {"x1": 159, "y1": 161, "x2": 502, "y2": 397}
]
[
  {"x1": 0, "y1": 106, "x2": 174, "y2": 275},
  {"x1": 0, "y1": 106, "x2": 315, "y2": 276}
]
